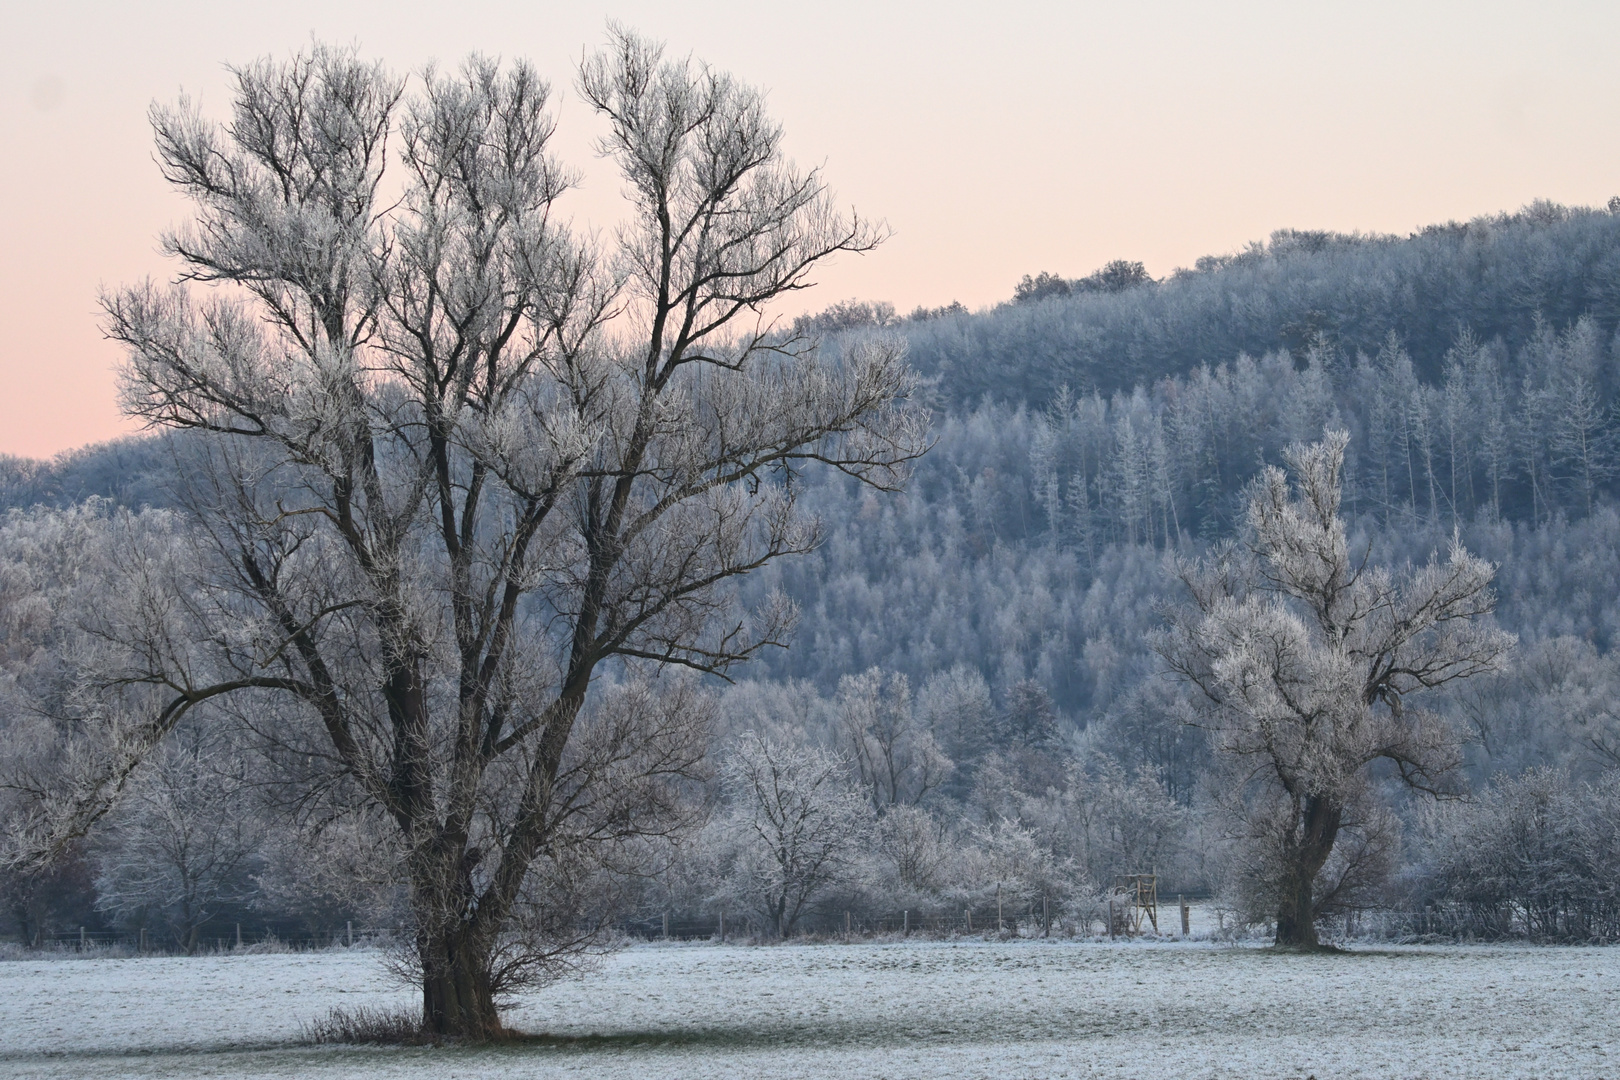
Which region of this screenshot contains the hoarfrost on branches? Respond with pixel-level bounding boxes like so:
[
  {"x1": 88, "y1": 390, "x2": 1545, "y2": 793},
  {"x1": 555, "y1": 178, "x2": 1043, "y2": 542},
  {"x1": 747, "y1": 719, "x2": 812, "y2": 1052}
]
[
  {"x1": 14, "y1": 27, "x2": 925, "y2": 1038},
  {"x1": 1157, "y1": 431, "x2": 1514, "y2": 947}
]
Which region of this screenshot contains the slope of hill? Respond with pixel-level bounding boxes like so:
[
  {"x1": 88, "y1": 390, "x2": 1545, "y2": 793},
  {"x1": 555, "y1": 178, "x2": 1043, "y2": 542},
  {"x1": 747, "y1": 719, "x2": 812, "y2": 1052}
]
[{"x1": 886, "y1": 201, "x2": 1620, "y2": 406}]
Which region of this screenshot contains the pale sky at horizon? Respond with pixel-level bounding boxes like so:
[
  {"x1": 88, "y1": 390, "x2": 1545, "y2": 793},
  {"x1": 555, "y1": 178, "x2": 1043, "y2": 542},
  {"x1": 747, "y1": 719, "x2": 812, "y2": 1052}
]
[{"x1": 3, "y1": 0, "x2": 1619, "y2": 458}]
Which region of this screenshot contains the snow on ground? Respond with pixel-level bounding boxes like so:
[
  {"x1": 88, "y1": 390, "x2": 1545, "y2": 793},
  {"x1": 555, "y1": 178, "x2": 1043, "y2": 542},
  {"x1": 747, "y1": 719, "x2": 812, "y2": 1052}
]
[{"x1": 2, "y1": 939, "x2": 1615, "y2": 1079}]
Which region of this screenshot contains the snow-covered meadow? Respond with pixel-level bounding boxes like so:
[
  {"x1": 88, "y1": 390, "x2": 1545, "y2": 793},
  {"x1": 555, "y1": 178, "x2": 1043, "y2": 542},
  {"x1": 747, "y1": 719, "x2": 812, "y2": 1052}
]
[{"x1": 3, "y1": 939, "x2": 1614, "y2": 1079}]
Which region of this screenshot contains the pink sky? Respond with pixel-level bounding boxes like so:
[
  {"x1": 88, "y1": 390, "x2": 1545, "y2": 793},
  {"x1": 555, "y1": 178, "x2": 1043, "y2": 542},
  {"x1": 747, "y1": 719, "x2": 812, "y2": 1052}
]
[{"x1": 4, "y1": 0, "x2": 1620, "y2": 458}]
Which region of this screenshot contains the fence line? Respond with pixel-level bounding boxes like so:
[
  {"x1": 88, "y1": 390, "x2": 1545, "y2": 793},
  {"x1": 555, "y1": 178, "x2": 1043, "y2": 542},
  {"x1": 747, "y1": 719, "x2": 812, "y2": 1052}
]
[
  {"x1": 622, "y1": 909, "x2": 1088, "y2": 940},
  {"x1": 1336, "y1": 905, "x2": 1620, "y2": 944},
  {"x1": 11, "y1": 925, "x2": 407, "y2": 954},
  {"x1": 16, "y1": 903, "x2": 1617, "y2": 953}
]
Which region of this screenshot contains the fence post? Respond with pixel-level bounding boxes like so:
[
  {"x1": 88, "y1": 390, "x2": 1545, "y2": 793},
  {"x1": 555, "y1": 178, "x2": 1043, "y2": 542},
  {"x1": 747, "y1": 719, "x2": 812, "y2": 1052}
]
[
  {"x1": 903, "y1": 909, "x2": 909, "y2": 935},
  {"x1": 996, "y1": 883, "x2": 1004, "y2": 932},
  {"x1": 1109, "y1": 900, "x2": 1116, "y2": 939},
  {"x1": 719, "y1": 911, "x2": 725, "y2": 942},
  {"x1": 844, "y1": 910, "x2": 851, "y2": 936},
  {"x1": 79, "y1": 926, "x2": 85, "y2": 951},
  {"x1": 139, "y1": 927, "x2": 147, "y2": 953},
  {"x1": 1043, "y1": 893, "x2": 1050, "y2": 938},
  {"x1": 1180, "y1": 896, "x2": 1190, "y2": 937},
  {"x1": 235, "y1": 923, "x2": 242, "y2": 949},
  {"x1": 662, "y1": 912, "x2": 670, "y2": 940},
  {"x1": 965, "y1": 908, "x2": 972, "y2": 932},
  {"x1": 346, "y1": 920, "x2": 352, "y2": 947}
]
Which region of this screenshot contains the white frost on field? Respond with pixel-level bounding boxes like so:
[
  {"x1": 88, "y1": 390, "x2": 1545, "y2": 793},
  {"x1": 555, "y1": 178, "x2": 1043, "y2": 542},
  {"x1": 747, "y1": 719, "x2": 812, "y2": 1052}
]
[
  {"x1": 3, "y1": 940, "x2": 1615, "y2": 1079},
  {"x1": 0, "y1": 949, "x2": 414, "y2": 1055}
]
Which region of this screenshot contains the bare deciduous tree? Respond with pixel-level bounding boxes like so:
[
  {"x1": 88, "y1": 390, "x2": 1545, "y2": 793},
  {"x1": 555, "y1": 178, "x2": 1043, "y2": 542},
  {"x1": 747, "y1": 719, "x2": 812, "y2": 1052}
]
[
  {"x1": 93, "y1": 734, "x2": 264, "y2": 953},
  {"x1": 1156, "y1": 431, "x2": 1513, "y2": 948},
  {"x1": 917, "y1": 665, "x2": 995, "y2": 797},
  {"x1": 875, "y1": 803, "x2": 950, "y2": 894},
  {"x1": 718, "y1": 732, "x2": 870, "y2": 937},
  {"x1": 0, "y1": 503, "x2": 194, "y2": 873},
  {"x1": 837, "y1": 668, "x2": 950, "y2": 812},
  {"x1": 23, "y1": 29, "x2": 925, "y2": 1038}
]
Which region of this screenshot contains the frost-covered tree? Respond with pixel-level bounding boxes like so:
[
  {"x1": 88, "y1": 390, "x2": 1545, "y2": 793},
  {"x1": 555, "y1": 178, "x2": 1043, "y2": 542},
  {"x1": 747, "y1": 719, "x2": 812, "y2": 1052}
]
[
  {"x1": 0, "y1": 502, "x2": 197, "y2": 874},
  {"x1": 93, "y1": 735, "x2": 263, "y2": 953},
  {"x1": 873, "y1": 803, "x2": 950, "y2": 895},
  {"x1": 916, "y1": 665, "x2": 996, "y2": 796},
  {"x1": 1000, "y1": 679, "x2": 1061, "y2": 750},
  {"x1": 837, "y1": 668, "x2": 949, "y2": 812},
  {"x1": 717, "y1": 732, "x2": 871, "y2": 936},
  {"x1": 938, "y1": 817, "x2": 1071, "y2": 932},
  {"x1": 1156, "y1": 431, "x2": 1514, "y2": 947},
  {"x1": 1415, "y1": 767, "x2": 1620, "y2": 940},
  {"x1": 51, "y1": 30, "x2": 923, "y2": 1038}
]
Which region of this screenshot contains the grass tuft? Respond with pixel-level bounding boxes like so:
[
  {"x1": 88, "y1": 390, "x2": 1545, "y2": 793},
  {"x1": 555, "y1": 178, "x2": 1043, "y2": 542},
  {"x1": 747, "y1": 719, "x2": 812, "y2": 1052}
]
[{"x1": 303, "y1": 1006, "x2": 432, "y2": 1045}]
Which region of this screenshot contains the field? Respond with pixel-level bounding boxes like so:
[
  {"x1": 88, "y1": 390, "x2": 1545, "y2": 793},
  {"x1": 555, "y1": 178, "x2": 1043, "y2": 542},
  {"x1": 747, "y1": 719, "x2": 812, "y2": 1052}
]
[{"x1": 2, "y1": 939, "x2": 1615, "y2": 1079}]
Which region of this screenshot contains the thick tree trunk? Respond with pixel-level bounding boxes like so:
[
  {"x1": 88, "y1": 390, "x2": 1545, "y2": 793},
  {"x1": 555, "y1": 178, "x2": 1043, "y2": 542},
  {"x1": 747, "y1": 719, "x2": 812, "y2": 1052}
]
[
  {"x1": 419, "y1": 926, "x2": 502, "y2": 1039},
  {"x1": 1273, "y1": 794, "x2": 1342, "y2": 949},
  {"x1": 1274, "y1": 874, "x2": 1321, "y2": 949}
]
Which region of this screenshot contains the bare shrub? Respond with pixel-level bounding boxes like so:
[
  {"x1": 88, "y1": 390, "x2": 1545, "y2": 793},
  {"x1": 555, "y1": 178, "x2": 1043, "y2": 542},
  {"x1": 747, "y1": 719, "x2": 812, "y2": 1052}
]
[{"x1": 303, "y1": 1006, "x2": 431, "y2": 1046}]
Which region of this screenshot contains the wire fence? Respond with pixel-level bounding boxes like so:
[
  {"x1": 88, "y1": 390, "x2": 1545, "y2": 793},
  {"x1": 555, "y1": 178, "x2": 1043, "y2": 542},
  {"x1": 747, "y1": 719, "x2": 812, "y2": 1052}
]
[
  {"x1": 1332, "y1": 905, "x2": 1620, "y2": 944},
  {"x1": 13, "y1": 902, "x2": 1617, "y2": 954},
  {"x1": 623, "y1": 908, "x2": 1094, "y2": 941},
  {"x1": 11, "y1": 924, "x2": 406, "y2": 955}
]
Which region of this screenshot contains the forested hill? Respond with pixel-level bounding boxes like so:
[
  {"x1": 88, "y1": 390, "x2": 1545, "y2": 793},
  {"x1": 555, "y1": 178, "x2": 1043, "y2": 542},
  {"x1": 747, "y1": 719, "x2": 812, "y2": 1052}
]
[
  {"x1": 845, "y1": 200, "x2": 1620, "y2": 407},
  {"x1": 0, "y1": 435, "x2": 175, "y2": 512},
  {"x1": 10, "y1": 199, "x2": 1620, "y2": 791},
  {"x1": 733, "y1": 198, "x2": 1620, "y2": 792}
]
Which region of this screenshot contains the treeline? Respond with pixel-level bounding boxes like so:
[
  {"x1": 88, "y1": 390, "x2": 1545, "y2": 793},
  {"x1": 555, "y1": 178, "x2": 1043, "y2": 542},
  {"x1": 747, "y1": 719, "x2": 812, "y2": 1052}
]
[
  {"x1": 0, "y1": 436, "x2": 176, "y2": 513},
  {"x1": 829, "y1": 200, "x2": 1620, "y2": 405}
]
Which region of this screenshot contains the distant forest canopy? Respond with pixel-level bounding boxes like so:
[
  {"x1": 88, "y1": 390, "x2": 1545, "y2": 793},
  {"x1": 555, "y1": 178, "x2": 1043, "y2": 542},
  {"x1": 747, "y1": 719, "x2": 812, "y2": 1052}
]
[
  {"x1": 802, "y1": 197, "x2": 1620, "y2": 407},
  {"x1": 14, "y1": 198, "x2": 1620, "y2": 525}
]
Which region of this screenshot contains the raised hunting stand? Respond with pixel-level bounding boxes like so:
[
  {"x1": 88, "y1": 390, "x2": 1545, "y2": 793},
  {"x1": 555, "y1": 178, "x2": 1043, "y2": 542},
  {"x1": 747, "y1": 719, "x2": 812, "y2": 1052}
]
[{"x1": 1108, "y1": 873, "x2": 1160, "y2": 936}]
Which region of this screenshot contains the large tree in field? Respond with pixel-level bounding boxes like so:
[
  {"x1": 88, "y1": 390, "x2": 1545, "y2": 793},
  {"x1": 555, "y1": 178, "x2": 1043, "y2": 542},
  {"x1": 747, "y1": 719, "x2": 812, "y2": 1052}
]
[
  {"x1": 1156, "y1": 432, "x2": 1512, "y2": 949},
  {"x1": 78, "y1": 31, "x2": 925, "y2": 1037}
]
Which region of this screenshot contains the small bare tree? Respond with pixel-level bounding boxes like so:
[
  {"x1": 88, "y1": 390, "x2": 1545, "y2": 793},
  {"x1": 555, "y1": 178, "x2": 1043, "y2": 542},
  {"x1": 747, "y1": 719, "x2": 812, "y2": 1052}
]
[
  {"x1": 875, "y1": 803, "x2": 950, "y2": 894},
  {"x1": 27, "y1": 29, "x2": 924, "y2": 1038},
  {"x1": 1156, "y1": 431, "x2": 1513, "y2": 948},
  {"x1": 837, "y1": 668, "x2": 950, "y2": 812},
  {"x1": 719, "y1": 732, "x2": 870, "y2": 936},
  {"x1": 93, "y1": 734, "x2": 264, "y2": 953}
]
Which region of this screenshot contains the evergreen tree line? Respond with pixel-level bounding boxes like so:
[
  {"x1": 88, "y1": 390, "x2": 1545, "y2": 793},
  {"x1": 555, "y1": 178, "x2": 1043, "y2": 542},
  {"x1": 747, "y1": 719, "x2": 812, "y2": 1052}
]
[
  {"x1": 744, "y1": 311, "x2": 1620, "y2": 718},
  {"x1": 896, "y1": 200, "x2": 1620, "y2": 405}
]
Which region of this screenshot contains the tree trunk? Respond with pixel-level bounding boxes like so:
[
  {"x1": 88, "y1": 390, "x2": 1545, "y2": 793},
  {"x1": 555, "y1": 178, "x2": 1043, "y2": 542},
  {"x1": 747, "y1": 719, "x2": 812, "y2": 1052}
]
[
  {"x1": 1274, "y1": 794, "x2": 1342, "y2": 949},
  {"x1": 1275, "y1": 872, "x2": 1321, "y2": 949},
  {"x1": 419, "y1": 926, "x2": 502, "y2": 1039}
]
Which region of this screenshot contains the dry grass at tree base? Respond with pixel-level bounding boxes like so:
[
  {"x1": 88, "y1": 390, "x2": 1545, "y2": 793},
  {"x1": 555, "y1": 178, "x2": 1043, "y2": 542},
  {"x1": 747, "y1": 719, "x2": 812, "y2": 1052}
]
[{"x1": 302, "y1": 1006, "x2": 435, "y2": 1046}]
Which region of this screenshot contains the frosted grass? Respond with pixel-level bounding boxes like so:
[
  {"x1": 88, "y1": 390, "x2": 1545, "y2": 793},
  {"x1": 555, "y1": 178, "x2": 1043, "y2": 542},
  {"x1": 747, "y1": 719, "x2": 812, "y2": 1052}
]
[{"x1": 3, "y1": 939, "x2": 1614, "y2": 1078}]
